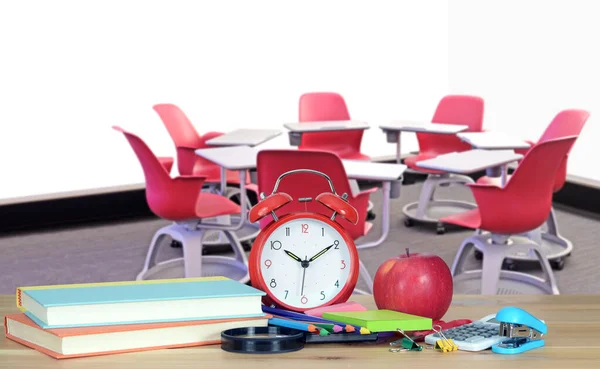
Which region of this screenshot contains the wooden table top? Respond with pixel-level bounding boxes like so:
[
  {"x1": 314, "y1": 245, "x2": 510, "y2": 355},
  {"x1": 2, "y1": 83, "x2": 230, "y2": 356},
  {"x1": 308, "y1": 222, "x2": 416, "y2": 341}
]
[{"x1": 2, "y1": 294, "x2": 600, "y2": 368}]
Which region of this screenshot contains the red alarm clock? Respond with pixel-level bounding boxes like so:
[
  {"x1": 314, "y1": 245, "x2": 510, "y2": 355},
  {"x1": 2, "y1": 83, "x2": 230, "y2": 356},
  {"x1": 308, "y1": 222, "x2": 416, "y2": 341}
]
[{"x1": 248, "y1": 169, "x2": 360, "y2": 312}]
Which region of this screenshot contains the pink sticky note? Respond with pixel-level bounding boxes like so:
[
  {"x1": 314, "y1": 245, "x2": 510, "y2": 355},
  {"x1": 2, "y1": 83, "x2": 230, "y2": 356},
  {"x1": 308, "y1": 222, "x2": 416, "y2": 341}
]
[{"x1": 304, "y1": 301, "x2": 368, "y2": 318}]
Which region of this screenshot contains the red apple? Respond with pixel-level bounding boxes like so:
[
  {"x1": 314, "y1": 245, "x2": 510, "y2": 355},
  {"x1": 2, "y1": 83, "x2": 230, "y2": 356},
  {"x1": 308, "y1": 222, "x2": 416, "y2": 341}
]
[{"x1": 373, "y1": 248, "x2": 452, "y2": 321}]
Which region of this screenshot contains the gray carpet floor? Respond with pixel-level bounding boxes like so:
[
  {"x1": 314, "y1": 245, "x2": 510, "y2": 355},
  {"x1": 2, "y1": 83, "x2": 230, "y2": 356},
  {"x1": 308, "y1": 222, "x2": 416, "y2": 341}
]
[{"x1": 1, "y1": 182, "x2": 599, "y2": 295}]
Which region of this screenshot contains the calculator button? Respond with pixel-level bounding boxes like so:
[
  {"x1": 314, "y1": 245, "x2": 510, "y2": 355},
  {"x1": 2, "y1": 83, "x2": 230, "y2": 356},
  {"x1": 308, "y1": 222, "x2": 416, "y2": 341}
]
[{"x1": 465, "y1": 336, "x2": 485, "y2": 343}]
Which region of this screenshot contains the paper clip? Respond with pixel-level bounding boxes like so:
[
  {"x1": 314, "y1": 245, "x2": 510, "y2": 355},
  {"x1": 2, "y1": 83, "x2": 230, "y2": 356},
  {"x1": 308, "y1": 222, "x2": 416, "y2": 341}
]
[
  {"x1": 389, "y1": 329, "x2": 422, "y2": 352},
  {"x1": 432, "y1": 325, "x2": 458, "y2": 352}
]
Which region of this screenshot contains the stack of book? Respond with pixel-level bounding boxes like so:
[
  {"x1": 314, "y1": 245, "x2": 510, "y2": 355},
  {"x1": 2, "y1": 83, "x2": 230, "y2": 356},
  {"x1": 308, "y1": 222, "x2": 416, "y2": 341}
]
[{"x1": 4, "y1": 276, "x2": 268, "y2": 359}]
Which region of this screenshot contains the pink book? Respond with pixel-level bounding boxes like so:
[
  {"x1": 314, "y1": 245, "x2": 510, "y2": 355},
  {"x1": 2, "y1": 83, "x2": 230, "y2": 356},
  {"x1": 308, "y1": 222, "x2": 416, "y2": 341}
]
[
  {"x1": 304, "y1": 301, "x2": 367, "y2": 318},
  {"x1": 5, "y1": 313, "x2": 269, "y2": 359}
]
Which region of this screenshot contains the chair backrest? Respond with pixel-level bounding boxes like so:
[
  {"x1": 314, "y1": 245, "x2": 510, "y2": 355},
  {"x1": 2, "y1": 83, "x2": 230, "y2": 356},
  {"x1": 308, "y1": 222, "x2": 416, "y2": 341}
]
[
  {"x1": 537, "y1": 109, "x2": 590, "y2": 192},
  {"x1": 482, "y1": 136, "x2": 578, "y2": 233},
  {"x1": 256, "y1": 149, "x2": 366, "y2": 240},
  {"x1": 113, "y1": 126, "x2": 199, "y2": 220},
  {"x1": 538, "y1": 109, "x2": 590, "y2": 143},
  {"x1": 298, "y1": 92, "x2": 363, "y2": 152},
  {"x1": 153, "y1": 103, "x2": 219, "y2": 175},
  {"x1": 416, "y1": 95, "x2": 485, "y2": 155},
  {"x1": 153, "y1": 104, "x2": 203, "y2": 148}
]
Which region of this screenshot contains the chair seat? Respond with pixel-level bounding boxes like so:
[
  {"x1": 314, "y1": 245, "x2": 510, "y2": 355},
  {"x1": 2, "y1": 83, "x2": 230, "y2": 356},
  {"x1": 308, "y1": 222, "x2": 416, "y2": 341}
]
[
  {"x1": 299, "y1": 145, "x2": 370, "y2": 161},
  {"x1": 440, "y1": 209, "x2": 481, "y2": 229},
  {"x1": 404, "y1": 153, "x2": 445, "y2": 174},
  {"x1": 196, "y1": 192, "x2": 241, "y2": 218}
]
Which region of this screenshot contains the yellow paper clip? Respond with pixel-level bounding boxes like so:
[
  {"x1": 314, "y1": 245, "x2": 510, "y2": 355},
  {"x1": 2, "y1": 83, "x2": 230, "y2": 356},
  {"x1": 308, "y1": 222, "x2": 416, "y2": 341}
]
[{"x1": 432, "y1": 325, "x2": 458, "y2": 352}]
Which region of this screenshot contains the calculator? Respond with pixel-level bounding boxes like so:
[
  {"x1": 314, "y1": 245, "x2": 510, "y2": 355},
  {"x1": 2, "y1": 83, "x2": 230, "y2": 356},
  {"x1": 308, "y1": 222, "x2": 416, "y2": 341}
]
[{"x1": 424, "y1": 314, "x2": 508, "y2": 352}]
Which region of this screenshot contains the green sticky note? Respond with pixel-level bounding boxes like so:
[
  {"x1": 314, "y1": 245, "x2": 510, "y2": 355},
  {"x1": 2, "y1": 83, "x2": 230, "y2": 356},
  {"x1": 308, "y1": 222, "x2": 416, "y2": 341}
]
[{"x1": 322, "y1": 310, "x2": 432, "y2": 332}]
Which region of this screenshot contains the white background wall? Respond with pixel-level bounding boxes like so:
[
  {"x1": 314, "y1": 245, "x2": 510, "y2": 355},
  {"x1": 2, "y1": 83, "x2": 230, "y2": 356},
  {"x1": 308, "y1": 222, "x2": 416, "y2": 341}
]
[
  {"x1": 0, "y1": 0, "x2": 449, "y2": 201},
  {"x1": 448, "y1": 0, "x2": 599, "y2": 182},
  {"x1": 6, "y1": 0, "x2": 597, "y2": 203}
]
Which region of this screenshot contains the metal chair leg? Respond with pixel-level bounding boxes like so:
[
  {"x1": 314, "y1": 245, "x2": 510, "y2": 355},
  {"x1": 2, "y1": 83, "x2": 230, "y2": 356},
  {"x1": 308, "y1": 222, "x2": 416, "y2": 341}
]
[
  {"x1": 137, "y1": 225, "x2": 172, "y2": 280},
  {"x1": 180, "y1": 229, "x2": 205, "y2": 278}
]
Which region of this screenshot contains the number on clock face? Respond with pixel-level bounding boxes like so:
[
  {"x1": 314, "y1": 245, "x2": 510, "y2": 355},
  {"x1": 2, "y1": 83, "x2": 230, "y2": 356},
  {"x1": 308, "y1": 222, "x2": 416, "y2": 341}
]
[{"x1": 259, "y1": 217, "x2": 352, "y2": 309}]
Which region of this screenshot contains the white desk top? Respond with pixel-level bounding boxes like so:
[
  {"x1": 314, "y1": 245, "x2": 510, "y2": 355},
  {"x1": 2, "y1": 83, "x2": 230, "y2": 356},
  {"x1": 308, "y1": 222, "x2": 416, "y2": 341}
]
[
  {"x1": 195, "y1": 146, "x2": 258, "y2": 171},
  {"x1": 380, "y1": 121, "x2": 469, "y2": 134},
  {"x1": 205, "y1": 129, "x2": 282, "y2": 147},
  {"x1": 416, "y1": 149, "x2": 523, "y2": 174},
  {"x1": 284, "y1": 120, "x2": 370, "y2": 132},
  {"x1": 195, "y1": 146, "x2": 406, "y2": 181},
  {"x1": 342, "y1": 160, "x2": 406, "y2": 181},
  {"x1": 457, "y1": 131, "x2": 532, "y2": 150}
]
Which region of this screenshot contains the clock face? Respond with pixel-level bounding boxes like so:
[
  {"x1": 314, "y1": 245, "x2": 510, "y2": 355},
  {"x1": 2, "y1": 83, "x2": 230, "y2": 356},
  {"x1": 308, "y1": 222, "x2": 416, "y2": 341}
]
[{"x1": 258, "y1": 217, "x2": 353, "y2": 309}]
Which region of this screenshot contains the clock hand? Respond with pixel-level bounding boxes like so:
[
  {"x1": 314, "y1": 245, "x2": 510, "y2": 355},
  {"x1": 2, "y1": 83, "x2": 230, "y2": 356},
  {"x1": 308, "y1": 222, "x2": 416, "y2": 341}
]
[
  {"x1": 300, "y1": 256, "x2": 308, "y2": 296},
  {"x1": 284, "y1": 249, "x2": 302, "y2": 263},
  {"x1": 308, "y1": 244, "x2": 334, "y2": 262}
]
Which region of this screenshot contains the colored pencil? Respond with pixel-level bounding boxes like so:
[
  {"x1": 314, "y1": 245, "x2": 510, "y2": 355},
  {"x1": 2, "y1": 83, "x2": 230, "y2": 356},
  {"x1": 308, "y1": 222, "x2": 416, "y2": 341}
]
[
  {"x1": 288, "y1": 316, "x2": 353, "y2": 333},
  {"x1": 262, "y1": 306, "x2": 370, "y2": 334},
  {"x1": 314, "y1": 323, "x2": 343, "y2": 333},
  {"x1": 268, "y1": 317, "x2": 329, "y2": 336}
]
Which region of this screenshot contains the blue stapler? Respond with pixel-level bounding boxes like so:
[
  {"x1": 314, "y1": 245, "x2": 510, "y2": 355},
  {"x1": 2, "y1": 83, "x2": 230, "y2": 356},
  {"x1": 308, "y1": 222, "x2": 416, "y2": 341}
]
[{"x1": 492, "y1": 307, "x2": 546, "y2": 354}]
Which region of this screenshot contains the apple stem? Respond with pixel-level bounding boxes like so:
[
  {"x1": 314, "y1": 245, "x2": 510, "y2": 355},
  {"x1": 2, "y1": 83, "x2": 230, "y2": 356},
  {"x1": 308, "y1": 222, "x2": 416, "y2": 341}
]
[{"x1": 406, "y1": 248, "x2": 410, "y2": 258}]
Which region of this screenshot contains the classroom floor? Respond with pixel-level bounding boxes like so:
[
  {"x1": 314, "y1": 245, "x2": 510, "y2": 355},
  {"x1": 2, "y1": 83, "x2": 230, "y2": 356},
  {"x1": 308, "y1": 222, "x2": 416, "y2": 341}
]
[{"x1": 2, "y1": 182, "x2": 600, "y2": 295}]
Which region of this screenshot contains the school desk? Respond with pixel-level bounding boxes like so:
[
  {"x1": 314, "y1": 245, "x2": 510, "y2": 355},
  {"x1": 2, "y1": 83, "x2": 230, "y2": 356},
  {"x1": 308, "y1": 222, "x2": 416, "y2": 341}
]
[
  {"x1": 416, "y1": 149, "x2": 524, "y2": 187},
  {"x1": 195, "y1": 146, "x2": 406, "y2": 252},
  {"x1": 205, "y1": 128, "x2": 282, "y2": 193},
  {"x1": 1, "y1": 294, "x2": 599, "y2": 368},
  {"x1": 457, "y1": 131, "x2": 532, "y2": 150},
  {"x1": 283, "y1": 120, "x2": 370, "y2": 146},
  {"x1": 198, "y1": 130, "x2": 282, "y2": 244},
  {"x1": 379, "y1": 121, "x2": 469, "y2": 163},
  {"x1": 205, "y1": 128, "x2": 282, "y2": 147}
]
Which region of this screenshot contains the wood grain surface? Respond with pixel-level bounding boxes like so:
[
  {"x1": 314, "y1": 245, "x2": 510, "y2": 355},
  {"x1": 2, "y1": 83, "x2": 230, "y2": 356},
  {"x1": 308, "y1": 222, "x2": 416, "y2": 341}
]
[{"x1": 2, "y1": 294, "x2": 599, "y2": 368}]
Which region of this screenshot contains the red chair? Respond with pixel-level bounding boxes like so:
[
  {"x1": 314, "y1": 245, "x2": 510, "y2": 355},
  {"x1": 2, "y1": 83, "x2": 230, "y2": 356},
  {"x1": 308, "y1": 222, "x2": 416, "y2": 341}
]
[
  {"x1": 153, "y1": 103, "x2": 259, "y2": 205},
  {"x1": 439, "y1": 136, "x2": 578, "y2": 295},
  {"x1": 298, "y1": 92, "x2": 375, "y2": 219},
  {"x1": 113, "y1": 126, "x2": 249, "y2": 282},
  {"x1": 403, "y1": 95, "x2": 485, "y2": 234},
  {"x1": 158, "y1": 157, "x2": 174, "y2": 174},
  {"x1": 154, "y1": 103, "x2": 260, "y2": 248},
  {"x1": 476, "y1": 109, "x2": 590, "y2": 270},
  {"x1": 298, "y1": 92, "x2": 370, "y2": 161},
  {"x1": 255, "y1": 149, "x2": 380, "y2": 293}
]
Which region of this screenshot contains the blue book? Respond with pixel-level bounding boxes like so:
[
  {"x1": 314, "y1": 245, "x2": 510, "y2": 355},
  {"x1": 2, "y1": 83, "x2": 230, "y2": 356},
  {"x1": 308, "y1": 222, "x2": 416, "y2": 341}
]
[{"x1": 16, "y1": 277, "x2": 266, "y2": 329}]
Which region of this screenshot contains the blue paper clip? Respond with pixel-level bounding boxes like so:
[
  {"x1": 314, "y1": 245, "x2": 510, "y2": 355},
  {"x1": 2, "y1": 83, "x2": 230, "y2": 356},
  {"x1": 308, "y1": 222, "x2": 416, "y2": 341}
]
[{"x1": 492, "y1": 307, "x2": 546, "y2": 354}]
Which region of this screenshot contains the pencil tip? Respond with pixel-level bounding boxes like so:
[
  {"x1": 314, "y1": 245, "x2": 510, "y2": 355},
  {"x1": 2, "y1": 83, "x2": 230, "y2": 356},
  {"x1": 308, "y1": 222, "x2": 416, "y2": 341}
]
[
  {"x1": 360, "y1": 327, "x2": 371, "y2": 335},
  {"x1": 346, "y1": 325, "x2": 356, "y2": 332},
  {"x1": 333, "y1": 326, "x2": 343, "y2": 333},
  {"x1": 319, "y1": 329, "x2": 329, "y2": 336}
]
